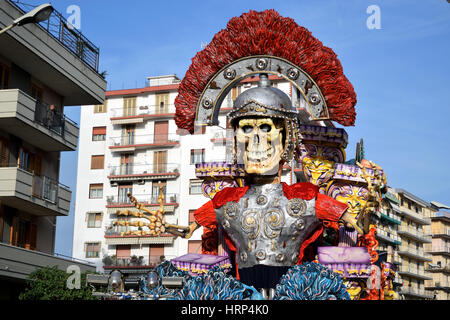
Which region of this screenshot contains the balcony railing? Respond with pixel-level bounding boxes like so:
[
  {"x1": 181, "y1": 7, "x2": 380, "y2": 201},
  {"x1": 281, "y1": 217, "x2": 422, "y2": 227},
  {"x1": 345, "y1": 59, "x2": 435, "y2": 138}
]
[
  {"x1": 399, "y1": 287, "x2": 434, "y2": 299},
  {"x1": 398, "y1": 245, "x2": 432, "y2": 261},
  {"x1": 395, "y1": 204, "x2": 431, "y2": 225},
  {"x1": 397, "y1": 225, "x2": 432, "y2": 242},
  {"x1": 109, "y1": 134, "x2": 180, "y2": 148},
  {"x1": 376, "y1": 228, "x2": 401, "y2": 244},
  {"x1": 9, "y1": 1, "x2": 100, "y2": 72},
  {"x1": 110, "y1": 105, "x2": 176, "y2": 118},
  {"x1": 427, "y1": 246, "x2": 450, "y2": 255},
  {"x1": 31, "y1": 174, "x2": 59, "y2": 203},
  {"x1": 106, "y1": 193, "x2": 179, "y2": 206},
  {"x1": 108, "y1": 163, "x2": 180, "y2": 177},
  {"x1": 103, "y1": 255, "x2": 177, "y2": 268},
  {"x1": 397, "y1": 265, "x2": 427, "y2": 276},
  {"x1": 33, "y1": 101, "x2": 68, "y2": 137}
]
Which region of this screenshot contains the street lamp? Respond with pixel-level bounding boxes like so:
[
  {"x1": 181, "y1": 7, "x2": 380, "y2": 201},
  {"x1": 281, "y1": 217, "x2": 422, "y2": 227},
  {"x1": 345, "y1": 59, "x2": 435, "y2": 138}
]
[{"x1": 0, "y1": 3, "x2": 54, "y2": 35}]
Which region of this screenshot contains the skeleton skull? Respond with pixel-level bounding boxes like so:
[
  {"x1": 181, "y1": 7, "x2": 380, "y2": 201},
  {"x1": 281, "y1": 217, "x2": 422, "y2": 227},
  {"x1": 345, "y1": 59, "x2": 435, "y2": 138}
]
[{"x1": 235, "y1": 117, "x2": 284, "y2": 175}]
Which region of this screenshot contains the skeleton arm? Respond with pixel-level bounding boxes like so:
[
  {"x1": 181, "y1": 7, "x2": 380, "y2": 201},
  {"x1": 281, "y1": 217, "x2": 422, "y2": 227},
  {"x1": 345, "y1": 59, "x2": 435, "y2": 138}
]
[
  {"x1": 126, "y1": 190, "x2": 200, "y2": 239},
  {"x1": 356, "y1": 161, "x2": 384, "y2": 234}
]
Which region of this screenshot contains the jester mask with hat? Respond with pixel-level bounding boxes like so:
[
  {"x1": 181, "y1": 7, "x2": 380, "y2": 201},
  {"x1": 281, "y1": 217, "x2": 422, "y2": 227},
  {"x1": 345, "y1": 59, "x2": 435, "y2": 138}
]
[{"x1": 172, "y1": 10, "x2": 362, "y2": 291}]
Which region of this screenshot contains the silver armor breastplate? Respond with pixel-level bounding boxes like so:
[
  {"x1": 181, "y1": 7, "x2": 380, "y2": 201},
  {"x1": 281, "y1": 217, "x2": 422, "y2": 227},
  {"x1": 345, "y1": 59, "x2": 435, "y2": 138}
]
[{"x1": 215, "y1": 184, "x2": 320, "y2": 268}]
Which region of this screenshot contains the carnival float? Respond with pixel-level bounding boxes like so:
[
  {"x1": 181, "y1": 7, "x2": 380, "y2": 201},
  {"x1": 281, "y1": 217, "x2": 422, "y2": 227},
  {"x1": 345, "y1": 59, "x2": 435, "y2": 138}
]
[{"x1": 91, "y1": 9, "x2": 396, "y2": 300}]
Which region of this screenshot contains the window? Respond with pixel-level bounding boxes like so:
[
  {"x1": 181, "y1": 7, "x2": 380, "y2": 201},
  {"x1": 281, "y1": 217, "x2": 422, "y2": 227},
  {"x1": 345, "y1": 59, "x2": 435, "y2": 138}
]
[
  {"x1": 153, "y1": 151, "x2": 167, "y2": 173},
  {"x1": 89, "y1": 184, "x2": 103, "y2": 199},
  {"x1": 116, "y1": 245, "x2": 131, "y2": 259},
  {"x1": 87, "y1": 212, "x2": 102, "y2": 228},
  {"x1": 123, "y1": 96, "x2": 137, "y2": 116},
  {"x1": 118, "y1": 185, "x2": 132, "y2": 204},
  {"x1": 90, "y1": 155, "x2": 105, "y2": 169},
  {"x1": 121, "y1": 125, "x2": 135, "y2": 145},
  {"x1": 92, "y1": 127, "x2": 106, "y2": 141},
  {"x1": 152, "y1": 181, "x2": 166, "y2": 202},
  {"x1": 149, "y1": 245, "x2": 165, "y2": 264},
  {"x1": 85, "y1": 242, "x2": 100, "y2": 258},
  {"x1": 155, "y1": 93, "x2": 169, "y2": 114},
  {"x1": 231, "y1": 86, "x2": 241, "y2": 101},
  {"x1": 0, "y1": 63, "x2": 10, "y2": 89},
  {"x1": 190, "y1": 149, "x2": 205, "y2": 165},
  {"x1": 189, "y1": 179, "x2": 203, "y2": 195},
  {"x1": 120, "y1": 154, "x2": 133, "y2": 175},
  {"x1": 154, "y1": 121, "x2": 168, "y2": 143},
  {"x1": 10, "y1": 217, "x2": 37, "y2": 250},
  {"x1": 0, "y1": 138, "x2": 9, "y2": 167},
  {"x1": 94, "y1": 100, "x2": 107, "y2": 113},
  {"x1": 18, "y1": 148, "x2": 31, "y2": 172},
  {"x1": 30, "y1": 83, "x2": 43, "y2": 102}
]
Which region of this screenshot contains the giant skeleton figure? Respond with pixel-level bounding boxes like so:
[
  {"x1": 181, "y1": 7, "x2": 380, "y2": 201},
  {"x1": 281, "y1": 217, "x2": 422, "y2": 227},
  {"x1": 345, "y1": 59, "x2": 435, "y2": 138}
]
[
  {"x1": 174, "y1": 75, "x2": 363, "y2": 293},
  {"x1": 142, "y1": 10, "x2": 367, "y2": 296}
]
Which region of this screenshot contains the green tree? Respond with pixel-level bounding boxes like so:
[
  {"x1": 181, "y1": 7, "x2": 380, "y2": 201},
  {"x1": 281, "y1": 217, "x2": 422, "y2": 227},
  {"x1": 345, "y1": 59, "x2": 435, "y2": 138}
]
[{"x1": 19, "y1": 266, "x2": 97, "y2": 300}]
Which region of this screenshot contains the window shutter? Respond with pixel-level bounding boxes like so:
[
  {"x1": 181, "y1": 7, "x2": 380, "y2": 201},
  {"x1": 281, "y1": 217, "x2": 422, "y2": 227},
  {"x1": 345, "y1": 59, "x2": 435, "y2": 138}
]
[
  {"x1": 116, "y1": 245, "x2": 131, "y2": 258},
  {"x1": 91, "y1": 155, "x2": 105, "y2": 169},
  {"x1": 92, "y1": 126, "x2": 106, "y2": 135}
]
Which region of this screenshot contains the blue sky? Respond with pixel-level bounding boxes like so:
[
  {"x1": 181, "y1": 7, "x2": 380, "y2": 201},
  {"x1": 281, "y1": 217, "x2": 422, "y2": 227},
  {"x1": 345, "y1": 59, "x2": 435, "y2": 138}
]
[{"x1": 28, "y1": 0, "x2": 449, "y2": 256}]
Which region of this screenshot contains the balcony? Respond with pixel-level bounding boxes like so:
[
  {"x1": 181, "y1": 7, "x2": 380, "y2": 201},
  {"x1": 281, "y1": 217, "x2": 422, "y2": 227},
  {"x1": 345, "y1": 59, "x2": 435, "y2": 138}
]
[
  {"x1": 109, "y1": 134, "x2": 180, "y2": 152},
  {"x1": 379, "y1": 211, "x2": 402, "y2": 225},
  {"x1": 8, "y1": 1, "x2": 99, "y2": 71},
  {"x1": 106, "y1": 193, "x2": 179, "y2": 214},
  {"x1": 397, "y1": 225, "x2": 432, "y2": 243},
  {"x1": 108, "y1": 163, "x2": 180, "y2": 182},
  {"x1": 376, "y1": 229, "x2": 401, "y2": 245},
  {"x1": 1, "y1": 1, "x2": 105, "y2": 105},
  {"x1": 0, "y1": 89, "x2": 78, "y2": 151},
  {"x1": 425, "y1": 264, "x2": 450, "y2": 274},
  {"x1": 104, "y1": 233, "x2": 174, "y2": 246},
  {"x1": 425, "y1": 279, "x2": 450, "y2": 290},
  {"x1": 426, "y1": 246, "x2": 450, "y2": 256},
  {"x1": 391, "y1": 203, "x2": 431, "y2": 225},
  {"x1": 103, "y1": 255, "x2": 176, "y2": 273},
  {"x1": 0, "y1": 242, "x2": 95, "y2": 281},
  {"x1": 432, "y1": 228, "x2": 450, "y2": 240},
  {"x1": 397, "y1": 245, "x2": 432, "y2": 262},
  {"x1": 397, "y1": 265, "x2": 432, "y2": 280},
  {"x1": 110, "y1": 105, "x2": 175, "y2": 124},
  {"x1": 0, "y1": 167, "x2": 71, "y2": 216},
  {"x1": 399, "y1": 287, "x2": 434, "y2": 299}
]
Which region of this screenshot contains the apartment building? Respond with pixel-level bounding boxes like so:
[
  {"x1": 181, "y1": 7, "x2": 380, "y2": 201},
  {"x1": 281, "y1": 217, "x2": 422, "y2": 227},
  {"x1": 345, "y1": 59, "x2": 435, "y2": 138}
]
[
  {"x1": 371, "y1": 189, "x2": 403, "y2": 293},
  {"x1": 0, "y1": 1, "x2": 106, "y2": 298},
  {"x1": 72, "y1": 74, "x2": 296, "y2": 274},
  {"x1": 392, "y1": 188, "x2": 435, "y2": 299},
  {"x1": 424, "y1": 202, "x2": 450, "y2": 300}
]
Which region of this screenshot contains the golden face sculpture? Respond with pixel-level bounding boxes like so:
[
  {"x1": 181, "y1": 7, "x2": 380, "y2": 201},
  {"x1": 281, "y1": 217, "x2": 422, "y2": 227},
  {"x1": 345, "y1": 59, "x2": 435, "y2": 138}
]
[
  {"x1": 235, "y1": 117, "x2": 284, "y2": 175},
  {"x1": 326, "y1": 182, "x2": 369, "y2": 220},
  {"x1": 299, "y1": 144, "x2": 345, "y2": 187}
]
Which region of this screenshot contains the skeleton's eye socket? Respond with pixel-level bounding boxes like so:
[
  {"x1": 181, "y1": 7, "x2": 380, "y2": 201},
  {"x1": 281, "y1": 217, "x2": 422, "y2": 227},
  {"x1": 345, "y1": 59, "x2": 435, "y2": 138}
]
[
  {"x1": 259, "y1": 124, "x2": 272, "y2": 132},
  {"x1": 242, "y1": 125, "x2": 253, "y2": 133}
]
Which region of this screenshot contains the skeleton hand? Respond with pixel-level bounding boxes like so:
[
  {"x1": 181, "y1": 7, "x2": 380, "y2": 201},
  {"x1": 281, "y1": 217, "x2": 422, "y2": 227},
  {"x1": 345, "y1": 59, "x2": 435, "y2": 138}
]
[
  {"x1": 355, "y1": 161, "x2": 384, "y2": 234},
  {"x1": 165, "y1": 221, "x2": 199, "y2": 239}
]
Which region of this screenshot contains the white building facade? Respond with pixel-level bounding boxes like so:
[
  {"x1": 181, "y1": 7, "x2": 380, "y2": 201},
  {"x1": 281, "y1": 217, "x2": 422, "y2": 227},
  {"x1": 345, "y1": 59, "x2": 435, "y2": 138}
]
[{"x1": 72, "y1": 74, "x2": 298, "y2": 272}]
